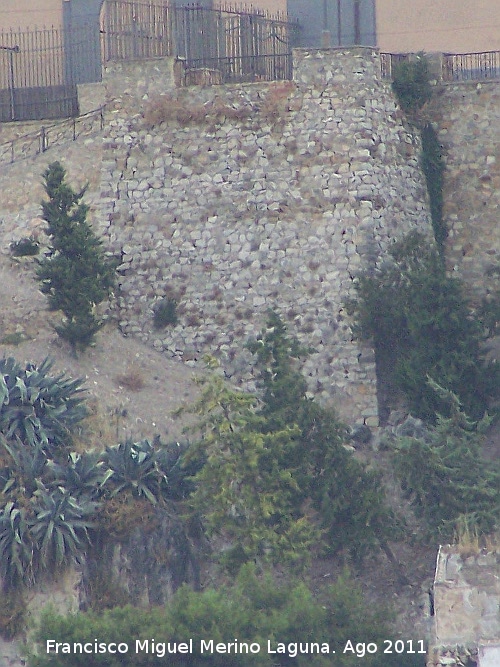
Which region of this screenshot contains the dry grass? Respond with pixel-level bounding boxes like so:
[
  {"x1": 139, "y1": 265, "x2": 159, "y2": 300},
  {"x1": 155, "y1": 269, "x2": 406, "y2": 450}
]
[
  {"x1": 113, "y1": 365, "x2": 146, "y2": 392},
  {"x1": 72, "y1": 398, "x2": 127, "y2": 451},
  {"x1": 259, "y1": 81, "x2": 296, "y2": 121},
  {"x1": 143, "y1": 92, "x2": 252, "y2": 128},
  {"x1": 454, "y1": 521, "x2": 500, "y2": 558}
]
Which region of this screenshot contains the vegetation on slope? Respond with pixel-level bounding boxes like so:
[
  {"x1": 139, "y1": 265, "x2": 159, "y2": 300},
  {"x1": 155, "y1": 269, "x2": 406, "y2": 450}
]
[
  {"x1": 36, "y1": 162, "x2": 117, "y2": 354},
  {"x1": 346, "y1": 231, "x2": 499, "y2": 423}
]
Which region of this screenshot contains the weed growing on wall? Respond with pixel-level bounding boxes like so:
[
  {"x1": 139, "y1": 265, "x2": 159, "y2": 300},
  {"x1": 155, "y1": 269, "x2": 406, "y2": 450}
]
[
  {"x1": 392, "y1": 54, "x2": 432, "y2": 115},
  {"x1": 421, "y1": 123, "x2": 446, "y2": 256},
  {"x1": 153, "y1": 297, "x2": 178, "y2": 328},
  {"x1": 392, "y1": 55, "x2": 448, "y2": 252}
]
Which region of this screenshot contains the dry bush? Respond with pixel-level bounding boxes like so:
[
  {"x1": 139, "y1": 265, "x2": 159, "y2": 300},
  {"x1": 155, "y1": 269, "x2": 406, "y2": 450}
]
[
  {"x1": 85, "y1": 568, "x2": 130, "y2": 612},
  {"x1": 454, "y1": 522, "x2": 500, "y2": 558},
  {"x1": 114, "y1": 365, "x2": 146, "y2": 392},
  {"x1": 260, "y1": 81, "x2": 296, "y2": 120},
  {"x1": 73, "y1": 399, "x2": 126, "y2": 451},
  {"x1": 144, "y1": 92, "x2": 252, "y2": 128},
  {"x1": 0, "y1": 591, "x2": 27, "y2": 639},
  {"x1": 98, "y1": 492, "x2": 160, "y2": 541}
]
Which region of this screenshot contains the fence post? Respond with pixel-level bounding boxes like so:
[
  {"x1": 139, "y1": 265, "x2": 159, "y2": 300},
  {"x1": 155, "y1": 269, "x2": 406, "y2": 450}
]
[{"x1": 40, "y1": 127, "x2": 47, "y2": 152}]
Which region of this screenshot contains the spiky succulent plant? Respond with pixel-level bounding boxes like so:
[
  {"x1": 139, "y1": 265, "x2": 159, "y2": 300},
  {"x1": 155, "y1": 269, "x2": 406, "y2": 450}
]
[
  {"x1": 47, "y1": 451, "x2": 106, "y2": 500},
  {"x1": 0, "y1": 502, "x2": 35, "y2": 588},
  {"x1": 0, "y1": 357, "x2": 87, "y2": 455},
  {"x1": 29, "y1": 485, "x2": 98, "y2": 571},
  {"x1": 102, "y1": 439, "x2": 168, "y2": 505}
]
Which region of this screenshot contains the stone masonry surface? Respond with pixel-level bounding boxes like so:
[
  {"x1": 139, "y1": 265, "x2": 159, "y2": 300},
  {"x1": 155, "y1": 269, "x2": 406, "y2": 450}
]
[
  {"x1": 428, "y1": 81, "x2": 500, "y2": 305},
  {"x1": 96, "y1": 48, "x2": 431, "y2": 425},
  {"x1": 427, "y1": 546, "x2": 500, "y2": 666}
]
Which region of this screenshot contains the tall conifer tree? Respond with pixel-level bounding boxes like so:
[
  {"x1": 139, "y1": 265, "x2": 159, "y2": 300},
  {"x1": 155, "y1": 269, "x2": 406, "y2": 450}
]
[{"x1": 36, "y1": 162, "x2": 116, "y2": 354}]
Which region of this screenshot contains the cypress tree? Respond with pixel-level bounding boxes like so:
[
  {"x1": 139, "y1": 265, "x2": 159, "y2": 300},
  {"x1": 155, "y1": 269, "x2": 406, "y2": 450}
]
[{"x1": 36, "y1": 162, "x2": 116, "y2": 354}]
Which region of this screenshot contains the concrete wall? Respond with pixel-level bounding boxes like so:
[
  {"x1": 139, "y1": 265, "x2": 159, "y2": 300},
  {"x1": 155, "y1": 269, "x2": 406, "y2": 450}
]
[
  {"x1": 95, "y1": 48, "x2": 430, "y2": 426},
  {"x1": 377, "y1": 0, "x2": 500, "y2": 53}
]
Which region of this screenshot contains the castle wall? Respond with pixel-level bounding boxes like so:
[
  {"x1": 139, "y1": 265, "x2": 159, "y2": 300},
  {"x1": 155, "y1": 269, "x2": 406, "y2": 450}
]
[
  {"x1": 428, "y1": 81, "x2": 500, "y2": 305},
  {"x1": 96, "y1": 48, "x2": 431, "y2": 425}
]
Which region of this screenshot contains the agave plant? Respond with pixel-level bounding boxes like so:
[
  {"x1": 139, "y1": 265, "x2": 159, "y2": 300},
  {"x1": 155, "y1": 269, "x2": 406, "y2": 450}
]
[
  {"x1": 47, "y1": 451, "x2": 107, "y2": 500},
  {"x1": 155, "y1": 441, "x2": 201, "y2": 500},
  {"x1": 0, "y1": 357, "x2": 87, "y2": 455},
  {"x1": 0, "y1": 502, "x2": 35, "y2": 588},
  {"x1": 102, "y1": 439, "x2": 167, "y2": 505},
  {"x1": 29, "y1": 484, "x2": 98, "y2": 572},
  {"x1": 1, "y1": 438, "x2": 47, "y2": 498}
]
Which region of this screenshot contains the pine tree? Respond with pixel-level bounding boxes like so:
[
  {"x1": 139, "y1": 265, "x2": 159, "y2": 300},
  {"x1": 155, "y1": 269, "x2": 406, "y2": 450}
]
[
  {"x1": 393, "y1": 381, "x2": 500, "y2": 539},
  {"x1": 36, "y1": 162, "x2": 116, "y2": 354},
  {"x1": 248, "y1": 312, "x2": 400, "y2": 566},
  {"x1": 180, "y1": 364, "x2": 319, "y2": 572},
  {"x1": 347, "y1": 231, "x2": 499, "y2": 422}
]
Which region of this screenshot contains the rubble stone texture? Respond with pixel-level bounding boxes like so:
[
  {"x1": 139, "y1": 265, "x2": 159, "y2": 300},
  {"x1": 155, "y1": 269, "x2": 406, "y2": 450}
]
[
  {"x1": 428, "y1": 81, "x2": 500, "y2": 305},
  {"x1": 427, "y1": 546, "x2": 500, "y2": 666},
  {"x1": 96, "y1": 48, "x2": 431, "y2": 425}
]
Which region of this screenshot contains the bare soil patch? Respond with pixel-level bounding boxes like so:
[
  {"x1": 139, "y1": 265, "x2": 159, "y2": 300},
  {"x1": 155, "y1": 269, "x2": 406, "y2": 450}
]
[{"x1": 0, "y1": 257, "x2": 199, "y2": 445}]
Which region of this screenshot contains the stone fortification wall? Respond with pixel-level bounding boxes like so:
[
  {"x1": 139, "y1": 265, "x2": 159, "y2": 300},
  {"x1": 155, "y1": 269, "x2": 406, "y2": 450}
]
[
  {"x1": 428, "y1": 81, "x2": 500, "y2": 303},
  {"x1": 97, "y1": 48, "x2": 430, "y2": 425}
]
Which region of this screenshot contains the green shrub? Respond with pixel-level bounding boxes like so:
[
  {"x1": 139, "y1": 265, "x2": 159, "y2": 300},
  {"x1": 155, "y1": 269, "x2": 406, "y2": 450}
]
[
  {"x1": 248, "y1": 312, "x2": 399, "y2": 564},
  {"x1": 30, "y1": 566, "x2": 425, "y2": 667},
  {"x1": 36, "y1": 162, "x2": 116, "y2": 354},
  {"x1": 346, "y1": 232, "x2": 499, "y2": 423},
  {"x1": 180, "y1": 314, "x2": 398, "y2": 572},
  {"x1": 421, "y1": 123, "x2": 446, "y2": 254},
  {"x1": 180, "y1": 368, "x2": 319, "y2": 572},
  {"x1": 392, "y1": 382, "x2": 500, "y2": 540},
  {"x1": 10, "y1": 236, "x2": 40, "y2": 257},
  {"x1": 392, "y1": 54, "x2": 432, "y2": 114},
  {"x1": 153, "y1": 297, "x2": 178, "y2": 328}
]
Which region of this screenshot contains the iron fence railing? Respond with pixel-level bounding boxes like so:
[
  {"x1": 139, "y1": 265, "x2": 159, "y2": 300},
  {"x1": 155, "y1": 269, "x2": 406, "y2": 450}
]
[
  {"x1": 379, "y1": 52, "x2": 409, "y2": 80},
  {"x1": 176, "y1": 6, "x2": 294, "y2": 83},
  {"x1": 381, "y1": 50, "x2": 500, "y2": 82},
  {"x1": 442, "y1": 51, "x2": 500, "y2": 81},
  {"x1": 101, "y1": 0, "x2": 174, "y2": 62},
  {"x1": 0, "y1": 2, "x2": 297, "y2": 122},
  {"x1": 0, "y1": 106, "x2": 105, "y2": 166},
  {"x1": 101, "y1": 1, "x2": 296, "y2": 82},
  {"x1": 0, "y1": 23, "x2": 101, "y2": 121}
]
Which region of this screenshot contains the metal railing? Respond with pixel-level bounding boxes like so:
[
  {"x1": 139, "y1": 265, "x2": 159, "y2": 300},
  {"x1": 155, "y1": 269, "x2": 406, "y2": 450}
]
[
  {"x1": 379, "y1": 52, "x2": 409, "y2": 80},
  {"x1": 381, "y1": 50, "x2": 500, "y2": 83},
  {"x1": 101, "y1": 0, "x2": 174, "y2": 62},
  {"x1": 0, "y1": 106, "x2": 105, "y2": 166},
  {"x1": 174, "y1": 4, "x2": 295, "y2": 82},
  {"x1": 442, "y1": 51, "x2": 500, "y2": 81},
  {"x1": 0, "y1": 3, "x2": 297, "y2": 122}
]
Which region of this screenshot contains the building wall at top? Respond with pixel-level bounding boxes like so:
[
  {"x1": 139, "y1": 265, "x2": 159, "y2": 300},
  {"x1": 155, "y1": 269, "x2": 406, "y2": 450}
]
[
  {"x1": 289, "y1": 0, "x2": 376, "y2": 48},
  {"x1": 376, "y1": 0, "x2": 500, "y2": 53},
  {"x1": 213, "y1": 0, "x2": 287, "y2": 15},
  {"x1": 0, "y1": 0, "x2": 62, "y2": 31}
]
